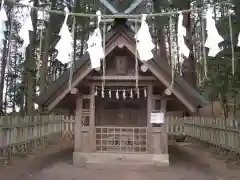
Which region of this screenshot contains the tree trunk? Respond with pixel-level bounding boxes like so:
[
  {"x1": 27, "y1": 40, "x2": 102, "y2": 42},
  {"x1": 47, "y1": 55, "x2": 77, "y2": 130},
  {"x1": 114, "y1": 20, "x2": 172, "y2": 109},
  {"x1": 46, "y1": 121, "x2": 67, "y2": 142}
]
[
  {"x1": 22, "y1": 0, "x2": 38, "y2": 115},
  {"x1": 39, "y1": 0, "x2": 57, "y2": 96},
  {"x1": 153, "y1": 0, "x2": 168, "y2": 61},
  {"x1": 181, "y1": 1, "x2": 196, "y2": 87},
  {"x1": 0, "y1": 10, "x2": 13, "y2": 114},
  {"x1": 0, "y1": 40, "x2": 8, "y2": 114},
  {"x1": 157, "y1": 28, "x2": 168, "y2": 60}
]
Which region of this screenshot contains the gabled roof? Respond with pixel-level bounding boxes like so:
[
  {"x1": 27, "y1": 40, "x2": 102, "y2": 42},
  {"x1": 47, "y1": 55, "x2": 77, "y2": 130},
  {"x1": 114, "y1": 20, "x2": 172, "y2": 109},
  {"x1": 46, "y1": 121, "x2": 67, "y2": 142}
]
[{"x1": 36, "y1": 20, "x2": 208, "y2": 112}]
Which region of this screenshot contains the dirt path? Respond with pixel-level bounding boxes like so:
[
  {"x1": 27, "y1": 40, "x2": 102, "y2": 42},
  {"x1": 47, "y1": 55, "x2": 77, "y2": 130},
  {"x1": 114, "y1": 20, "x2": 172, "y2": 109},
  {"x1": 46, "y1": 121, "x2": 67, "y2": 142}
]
[{"x1": 1, "y1": 142, "x2": 240, "y2": 180}]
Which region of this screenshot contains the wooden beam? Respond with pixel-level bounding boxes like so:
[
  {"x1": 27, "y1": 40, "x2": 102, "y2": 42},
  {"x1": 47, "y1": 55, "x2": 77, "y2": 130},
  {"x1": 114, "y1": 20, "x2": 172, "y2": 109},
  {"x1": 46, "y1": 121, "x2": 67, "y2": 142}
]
[
  {"x1": 161, "y1": 98, "x2": 168, "y2": 154},
  {"x1": 100, "y1": 0, "x2": 118, "y2": 13},
  {"x1": 85, "y1": 81, "x2": 157, "y2": 87},
  {"x1": 152, "y1": 95, "x2": 172, "y2": 100},
  {"x1": 87, "y1": 76, "x2": 157, "y2": 81},
  {"x1": 89, "y1": 85, "x2": 95, "y2": 152},
  {"x1": 74, "y1": 94, "x2": 82, "y2": 152},
  {"x1": 70, "y1": 88, "x2": 80, "y2": 95},
  {"x1": 100, "y1": 0, "x2": 144, "y2": 14},
  {"x1": 147, "y1": 85, "x2": 153, "y2": 153},
  {"x1": 124, "y1": 0, "x2": 145, "y2": 13},
  {"x1": 102, "y1": 19, "x2": 141, "y2": 23}
]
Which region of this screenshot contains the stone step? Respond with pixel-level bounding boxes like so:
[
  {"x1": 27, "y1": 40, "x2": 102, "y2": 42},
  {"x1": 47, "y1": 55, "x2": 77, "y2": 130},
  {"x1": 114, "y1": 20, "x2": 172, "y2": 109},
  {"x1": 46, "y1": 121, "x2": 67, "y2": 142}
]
[{"x1": 73, "y1": 152, "x2": 169, "y2": 167}]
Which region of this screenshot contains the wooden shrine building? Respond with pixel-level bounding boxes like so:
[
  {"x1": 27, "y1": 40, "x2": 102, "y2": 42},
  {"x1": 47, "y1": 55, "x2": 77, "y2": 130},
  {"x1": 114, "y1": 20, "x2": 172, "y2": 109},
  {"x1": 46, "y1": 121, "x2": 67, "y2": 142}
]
[{"x1": 36, "y1": 20, "x2": 208, "y2": 166}]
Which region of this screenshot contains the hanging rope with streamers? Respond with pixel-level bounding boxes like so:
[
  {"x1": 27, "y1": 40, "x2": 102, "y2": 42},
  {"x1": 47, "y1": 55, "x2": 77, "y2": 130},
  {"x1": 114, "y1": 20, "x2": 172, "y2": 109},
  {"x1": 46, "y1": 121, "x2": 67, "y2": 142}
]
[
  {"x1": 200, "y1": 8, "x2": 209, "y2": 83},
  {"x1": 68, "y1": 15, "x2": 76, "y2": 91},
  {"x1": 134, "y1": 20, "x2": 139, "y2": 92},
  {"x1": 5, "y1": 10, "x2": 14, "y2": 74},
  {"x1": 37, "y1": 11, "x2": 44, "y2": 72},
  {"x1": 165, "y1": 12, "x2": 175, "y2": 96},
  {"x1": 10, "y1": 1, "x2": 231, "y2": 18},
  {"x1": 228, "y1": 11, "x2": 235, "y2": 75},
  {"x1": 101, "y1": 22, "x2": 106, "y2": 98}
]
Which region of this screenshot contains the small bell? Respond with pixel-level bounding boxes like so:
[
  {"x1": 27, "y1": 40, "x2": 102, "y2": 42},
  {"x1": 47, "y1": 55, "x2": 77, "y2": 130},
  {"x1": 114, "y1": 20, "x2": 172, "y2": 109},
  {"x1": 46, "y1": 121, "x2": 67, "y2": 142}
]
[{"x1": 116, "y1": 89, "x2": 119, "y2": 99}]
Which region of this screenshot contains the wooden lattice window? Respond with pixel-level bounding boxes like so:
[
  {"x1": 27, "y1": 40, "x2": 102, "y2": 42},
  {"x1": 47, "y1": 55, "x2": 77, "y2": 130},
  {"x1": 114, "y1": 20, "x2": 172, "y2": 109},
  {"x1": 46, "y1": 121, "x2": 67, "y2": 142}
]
[{"x1": 95, "y1": 127, "x2": 147, "y2": 153}]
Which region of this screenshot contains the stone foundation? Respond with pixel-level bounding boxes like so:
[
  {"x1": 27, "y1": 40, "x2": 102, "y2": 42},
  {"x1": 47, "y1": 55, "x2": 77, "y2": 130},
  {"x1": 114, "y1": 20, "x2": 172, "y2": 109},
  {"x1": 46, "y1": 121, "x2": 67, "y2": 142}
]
[{"x1": 73, "y1": 152, "x2": 169, "y2": 167}]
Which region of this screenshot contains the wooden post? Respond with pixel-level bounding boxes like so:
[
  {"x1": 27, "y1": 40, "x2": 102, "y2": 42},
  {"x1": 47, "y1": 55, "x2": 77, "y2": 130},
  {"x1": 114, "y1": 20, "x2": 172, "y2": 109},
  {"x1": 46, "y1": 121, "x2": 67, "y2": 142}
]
[
  {"x1": 89, "y1": 85, "x2": 96, "y2": 152},
  {"x1": 74, "y1": 91, "x2": 82, "y2": 152},
  {"x1": 147, "y1": 85, "x2": 153, "y2": 153},
  {"x1": 161, "y1": 98, "x2": 168, "y2": 154}
]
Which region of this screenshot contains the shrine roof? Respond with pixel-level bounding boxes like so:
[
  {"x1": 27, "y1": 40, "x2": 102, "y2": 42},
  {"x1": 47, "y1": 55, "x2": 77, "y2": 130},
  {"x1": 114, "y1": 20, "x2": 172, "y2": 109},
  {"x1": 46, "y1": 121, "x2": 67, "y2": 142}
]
[{"x1": 36, "y1": 19, "x2": 208, "y2": 112}]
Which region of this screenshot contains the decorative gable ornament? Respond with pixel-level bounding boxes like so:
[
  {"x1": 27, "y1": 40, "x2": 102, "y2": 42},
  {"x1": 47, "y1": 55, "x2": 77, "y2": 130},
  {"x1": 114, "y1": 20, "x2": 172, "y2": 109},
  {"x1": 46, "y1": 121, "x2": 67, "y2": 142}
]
[
  {"x1": 204, "y1": 7, "x2": 224, "y2": 57},
  {"x1": 55, "y1": 7, "x2": 73, "y2": 64},
  {"x1": 177, "y1": 13, "x2": 190, "y2": 59},
  {"x1": 87, "y1": 10, "x2": 104, "y2": 69},
  {"x1": 135, "y1": 14, "x2": 155, "y2": 61},
  {"x1": 0, "y1": 0, "x2": 7, "y2": 49},
  {"x1": 18, "y1": 1, "x2": 34, "y2": 55}
]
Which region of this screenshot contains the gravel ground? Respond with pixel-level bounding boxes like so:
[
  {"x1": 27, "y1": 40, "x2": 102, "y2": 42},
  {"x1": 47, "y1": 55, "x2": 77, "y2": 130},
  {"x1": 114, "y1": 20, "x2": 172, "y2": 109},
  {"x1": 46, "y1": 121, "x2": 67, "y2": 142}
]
[{"x1": 1, "y1": 141, "x2": 240, "y2": 180}]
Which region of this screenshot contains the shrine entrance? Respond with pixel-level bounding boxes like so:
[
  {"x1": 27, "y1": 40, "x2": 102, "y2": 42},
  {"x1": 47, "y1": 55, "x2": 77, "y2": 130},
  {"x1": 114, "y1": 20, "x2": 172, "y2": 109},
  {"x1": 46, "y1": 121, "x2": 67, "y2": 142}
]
[{"x1": 95, "y1": 94, "x2": 148, "y2": 153}]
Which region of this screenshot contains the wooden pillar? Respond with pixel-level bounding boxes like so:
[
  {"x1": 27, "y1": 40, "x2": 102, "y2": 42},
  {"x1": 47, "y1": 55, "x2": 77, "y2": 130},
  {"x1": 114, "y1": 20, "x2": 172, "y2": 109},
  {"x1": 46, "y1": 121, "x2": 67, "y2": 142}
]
[
  {"x1": 152, "y1": 96, "x2": 169, "y2": 166},
  {"x1": 147, "y1": 85, "x2": 153, "y2": 153},
  {"x1": 89, "y1": 85, "x2": 95, "y2": 152},
  {"x1": 74, "y1": 90, "x2": 82, "y2": 152},
  {"x1": 161, "y1": 98, "x2": 168, "y2": 154}
]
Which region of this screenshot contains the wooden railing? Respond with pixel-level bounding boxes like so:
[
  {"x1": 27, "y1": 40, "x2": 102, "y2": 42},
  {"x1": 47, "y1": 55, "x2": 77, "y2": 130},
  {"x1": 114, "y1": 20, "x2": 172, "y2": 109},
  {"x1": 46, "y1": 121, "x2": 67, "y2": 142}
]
[
  {"x1": 1, "y1": 115, "x2": 239, "y2": 158},
  {"x1": 184, "y1": 116, "x2": 240, "y2": 153},
  {"x1": 0, "y1": 115, "x2": 75, "y2": 158},
  {"x1": 167, "y1": 116, "x2": 184, "y2": 135}
]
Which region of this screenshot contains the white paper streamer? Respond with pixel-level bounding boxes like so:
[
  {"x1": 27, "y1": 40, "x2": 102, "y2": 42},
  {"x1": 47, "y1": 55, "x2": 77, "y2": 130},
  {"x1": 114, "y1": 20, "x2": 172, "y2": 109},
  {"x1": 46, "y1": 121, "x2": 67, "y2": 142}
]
[
  {"x1": 204, "y1": 7, "x2": 224, "y2": 57},
  {"x1": 237, "y1": 33, "x2": 240, "y2": 47},
  {"x1": 87, "y1": 10, "x2": 104, "y2": 69},
  {"x1": 177, "y1": 13, "x2": 190, "y2": 60},
  {"x1": 55, "y1": 7, "x2": 73, "y2": 64},
  {"x1": 19, "y1": 1, "x2": 33, "y2": 55},
  {"x1": 0, "y1": 0, "x2": 7, "y2": 49},
  {"x1": 135, "y1": 14, "x2": 155, "y2": 61}
]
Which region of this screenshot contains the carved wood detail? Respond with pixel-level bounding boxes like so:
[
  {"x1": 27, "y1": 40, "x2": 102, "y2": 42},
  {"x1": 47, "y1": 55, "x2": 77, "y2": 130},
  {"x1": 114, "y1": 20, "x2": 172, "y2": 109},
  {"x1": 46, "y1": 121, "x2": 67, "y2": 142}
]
[{"x1": 115, "y1": 56, "x2": 127, "y2": 75}]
